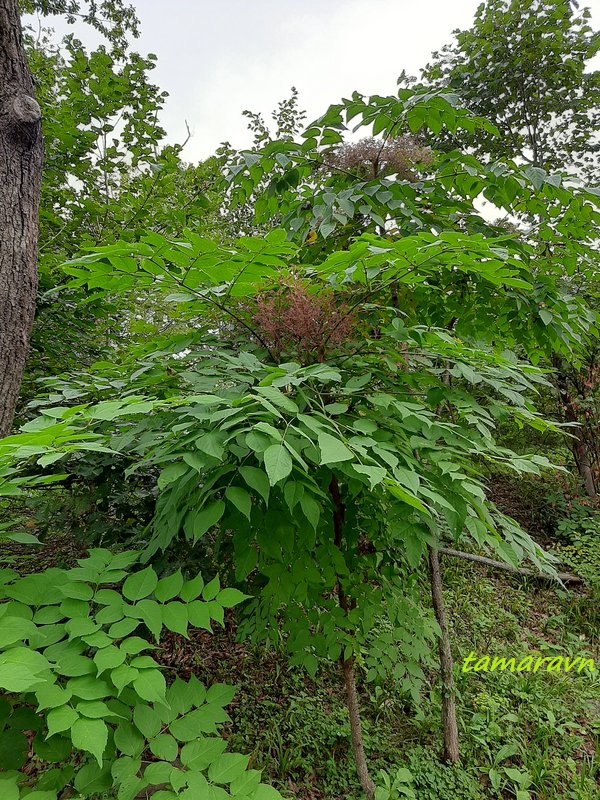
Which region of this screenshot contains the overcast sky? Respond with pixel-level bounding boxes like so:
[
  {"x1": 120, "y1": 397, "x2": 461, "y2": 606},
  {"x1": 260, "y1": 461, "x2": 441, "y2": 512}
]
[{"x1": 29, "y1": 0, "x2": 600, "y2": 162}]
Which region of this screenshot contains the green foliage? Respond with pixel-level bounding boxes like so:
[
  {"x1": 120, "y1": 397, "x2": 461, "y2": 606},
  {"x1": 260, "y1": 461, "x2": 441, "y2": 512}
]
[
  {"x1": 0, "y1": 0, "x2": 597, "y2": 794},
  {"x1": 374, "y1": 766, "x2": 416, "y2": 799},
  {"x1": 2, "y1": 71, "x2": 598, "y2": 797},
  {"x1": 551, "y1": 497, "x2": 600, "y2": 588},
  {"x1": 421, "y1": 0, "x2": 600, "y2": 493},
  {"x1": 18, "y1": 21, "x2": 224, "y2": 408},
  {"x1": 422, "y1": 0, "x2": 599, "y2": 179},
  {"x1": 403, "y1": 748, "x2": 484, "y2": 799},
  {"x1": 0, "y1": 549, "x2": 280, "y2": 800},
  {"x1": 22, "y1": 0, "x2": 140, "y2": 55},
  {"x1": 4, "y1": 88, "x2": 590, "y2": 717}
]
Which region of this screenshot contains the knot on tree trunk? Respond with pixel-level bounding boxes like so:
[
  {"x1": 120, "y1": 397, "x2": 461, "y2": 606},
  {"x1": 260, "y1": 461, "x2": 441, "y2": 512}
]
[
  {"x1": 12, "y1": 94, "x2": 41, "y2": 123},
  {"x1": 9, "y1": 94, "x2": 42, "y2": 145}
]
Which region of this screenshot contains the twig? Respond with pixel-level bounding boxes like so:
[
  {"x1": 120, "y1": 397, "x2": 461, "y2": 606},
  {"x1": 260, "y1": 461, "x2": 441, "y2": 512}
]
[{"x1": 439, "y1": 547, "x2": 582, "y2": 585}]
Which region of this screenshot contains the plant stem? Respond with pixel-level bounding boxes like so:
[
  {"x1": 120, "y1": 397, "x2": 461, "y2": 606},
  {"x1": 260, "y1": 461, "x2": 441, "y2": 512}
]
[
  {"x1": 341, "y1": 656, "x2": 376, "y2": 800},
  {"x1": 427, "y1": 544, "x2": 460, "y2": 764},
  {"x1": 329, "y1": 476, "x2": 375, "y2": 800}
]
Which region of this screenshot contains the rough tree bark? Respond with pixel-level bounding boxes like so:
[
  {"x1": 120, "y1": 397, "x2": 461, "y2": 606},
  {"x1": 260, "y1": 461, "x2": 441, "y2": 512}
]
[
  {"x1": 329, "y1": 476, "x2": 375, "y2": 800},
  {"x1": 427, "y1": 545, "x2": 460, "y2": 764},
  {"x1": 554, "y1": 363, "x2": 597, "y2": 498},
  {"x1": 0, "y1": 0, "x2": 43, "y2": 437}
]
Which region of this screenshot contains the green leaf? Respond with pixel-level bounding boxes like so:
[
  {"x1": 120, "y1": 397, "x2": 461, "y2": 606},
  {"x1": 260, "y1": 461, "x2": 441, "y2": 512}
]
[
  {"x1": 299, "y1": 494, "x2": 320, "y2": 530},
  {"x1": 133, "y1": 704, "x2": 162, "y2": 738},
  {"x1": 167, "y1": 678, "x2": 198, "y2": 716},
  {"x1": 133, "y1": 669, "x2": 166, "y2": 703},
  {"x1": 196, "y1": 431, "x2": 226, "y2": 460},
  {"x1": 94, "y1": 645, "x2": 126, "y2": 674},
  {"x1": 353, "y1": 464, "x2": 387, "y2": 488},
  {"x1": 208, "y1": 752, "x2": 250, "y2": 784},
  {"x1": 121, "y1": 636, "x2": 153, "y2": 655},
  {"x1": 0, "y1": 664, "x2": 45, "y2": 692},
  {"x1": 0, "y1": 730, "x2": 28, "y2": 770},
  {"x1": 263, "y1": 444, "x2": 293, "y2": 485},
  {"x1": 35, "y1": 684, "x2": 73, "y2": 711},
  {"x1": 67, "y1": 675, "x2": 111, "y2": 700},
  {"x1": 157, "y1": 462, "x2": 189, "y2": 490},
  {"x1": 193, "y1": 501, "x2": 225, "y2": 542},
  {"x1": 122, "y1": 567, "x2": 158, "y2": 602},
  {"x1": 0, "y1": 728, "x2": 29, "y2": 776},
  {"x1": 47, "y1": 705, "x2": 79, "y2": 737},
  {"x1": 111, "y1": 664, "x2": 139, "y2": 693},
  {"x1": 108, "y1": 617, "x2": 139, "y2": 639},
  {"x1": 239, "y1": 466, "x2": 270, "y2": 503},
  {"x1": 255, "y1": 386, "x2": 299, "y2": 414},
  {"x1": 180, "y1": 737, "x2": 227, "y2": 770},
  {"x1": 187, "y1": 601, "x2": 212, "y2": 631},
  {"x1": 284, "y1": 481, "x2": 304, "y2": 510},
  {"x1": 71, "y1": 717, "x2": 108, "y2": 766},
  {"x1": 216, "y1": 588, "x2": 249, "y2": 608},
  {"x1": 0, "y1": 616, "x2": 36, "y2": 647},
  {"x1": 230, "y1": 769, "x2": 262, "y2": 796},
  {"x1": 76, "y1": 700, "x2": 114, "y2": 719},
  {"x1": 205, "y1": 683, "x2": 237, "y2": 706},
  {"x1": 61, "y1": 582, "x2": 94, "y2": 601},
  {"x1": 135, "y1": 599, "x2": 163, "y2": 641},
  {"x1": 225, "y1": 486, "x2": 252, "y2": 520},
  {"x1": 65, "y1": 617, "x2": 99, "y2": 638},
  {"x1": 32, "y1": 733, "x2": 71, "y2": 763},
  {"x1": 179, "y1": 574, "x2": 204, "y2": 602},
  {"x1": 149, "y1": 734, "x2": 178, "y2": 761},
  {"x1": 317, "y1": 433, "x2": 354, "y2": 464},
  {"x1": 155, "y1": 570, "x2": 184, "y2": 603},
  {"x1": 0, "y1": 778, "x2": 19, "y2": 800},
  {"x1": 252, "y1": 784, "x2": 283, "y2": 799},
  {"x1": 74, "y1": 761, "x2": 112, "y2": 795},
  {"x1": 386, "y1": 483, "x2": 430, "y2": 515},
  {"x1": 202, "y1": 575, "x2": 220, "y2": 601},
  {"x1": 144, "y1": 760, "x2": 173, "y2": 786},
  {"x1": 162, "y1": 602, "x2": 188, "y2": 637},
  {"x1": 169, "y1": 704, "x2": 230, "y2": 740}
]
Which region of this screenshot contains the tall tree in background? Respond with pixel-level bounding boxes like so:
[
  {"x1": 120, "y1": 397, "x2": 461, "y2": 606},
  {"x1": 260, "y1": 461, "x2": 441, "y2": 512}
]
[
  {"x1": 423, "y1": 0, "x2": 600, "y2": 497},
  {"x1": 0, "y1": 0, "x2": 43, "y2": 437},
  {"x1": 422, "y1": 0, "x2": 599, "y2": 180},
  {"x1": 0, "y1": 0, "x2": 140, "y2": 436},
  {"x1": 3, "y1": 1, "x2": 222, "y2": 421}
]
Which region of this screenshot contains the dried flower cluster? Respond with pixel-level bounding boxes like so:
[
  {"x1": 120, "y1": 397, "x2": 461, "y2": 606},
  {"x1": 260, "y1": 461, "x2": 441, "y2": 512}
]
[
  {"x1": 252, "y1": 279, "x2": 355, "y2": 363},
  {"x1": 325, "y1": 136, "x2": 433, "y2": 180}
]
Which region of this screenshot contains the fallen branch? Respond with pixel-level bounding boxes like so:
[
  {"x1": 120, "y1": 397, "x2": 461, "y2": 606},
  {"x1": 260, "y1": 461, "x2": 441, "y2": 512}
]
[{"x1": 439, "y1": 547, "x2": 582, "y2": 585}]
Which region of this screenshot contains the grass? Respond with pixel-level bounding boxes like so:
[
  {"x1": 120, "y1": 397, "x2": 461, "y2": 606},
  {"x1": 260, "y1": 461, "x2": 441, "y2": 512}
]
[
  {"x1": 2, "y1": 481, "x2": 598, "y2": 800},
  {"x1": 163, "y1": 556, "x2": 598, "y2": 799}
]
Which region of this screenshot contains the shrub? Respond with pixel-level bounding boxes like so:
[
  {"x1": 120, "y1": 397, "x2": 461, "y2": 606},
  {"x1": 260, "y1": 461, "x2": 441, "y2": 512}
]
[{"x1": 0, "y1": 548, "x2": 280, "y2": 800}]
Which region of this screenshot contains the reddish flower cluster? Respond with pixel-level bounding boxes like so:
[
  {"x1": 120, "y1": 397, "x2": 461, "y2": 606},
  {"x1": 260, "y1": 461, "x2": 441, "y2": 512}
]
[
  {"x1": 252, "y1": 279, "x2": 355, "y2": 363},
  {"x1": 325, "y1": 136, "x2": 433, "y2": 180}
]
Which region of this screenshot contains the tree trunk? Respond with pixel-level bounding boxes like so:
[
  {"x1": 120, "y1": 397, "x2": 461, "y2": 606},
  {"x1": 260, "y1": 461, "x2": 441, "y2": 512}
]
[
  {"x1": 570, "y1": 423, "x2": 596, "y2": 499},
  {"x1": 427, "y1": 545, "x2": 460, "y2": 764},
  {"x1": 0, "y1": 0, "x2": 43, "y2": 437},
  {"x1": 341, "y1": 656, "x2": 376, "y2": 800},
  {"x1": 329, "y1": 476, "x2": 375, "y2": 800},
  {"x1": 554, "y1": 363, "x2": 597, "y2": 498}
]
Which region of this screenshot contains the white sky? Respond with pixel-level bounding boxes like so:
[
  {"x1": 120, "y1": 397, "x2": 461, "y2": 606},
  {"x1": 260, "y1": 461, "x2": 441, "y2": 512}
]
[{"x1": 27, "y1": 0, "x2": 600, "y2": 162}]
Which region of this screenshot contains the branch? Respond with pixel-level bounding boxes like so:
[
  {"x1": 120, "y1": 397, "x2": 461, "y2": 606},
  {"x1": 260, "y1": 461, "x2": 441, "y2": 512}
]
[{"x1": 439, "y1": 547, "x2": 582, "y2": 585}]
